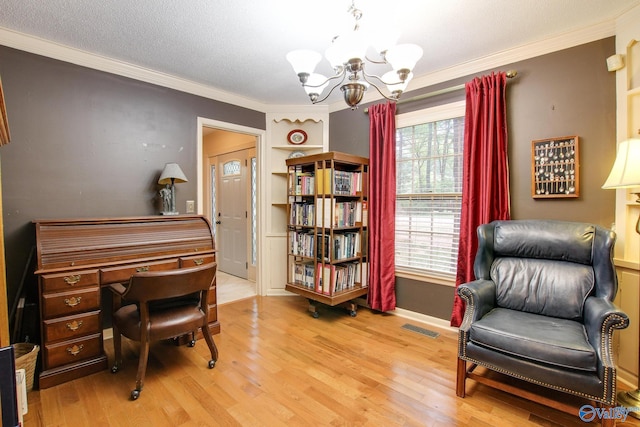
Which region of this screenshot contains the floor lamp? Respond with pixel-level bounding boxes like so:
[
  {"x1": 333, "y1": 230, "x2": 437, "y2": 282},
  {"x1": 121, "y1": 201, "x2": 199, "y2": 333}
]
[{"x1": 602, "y1": 137, "x2": 640, "y2": 417}]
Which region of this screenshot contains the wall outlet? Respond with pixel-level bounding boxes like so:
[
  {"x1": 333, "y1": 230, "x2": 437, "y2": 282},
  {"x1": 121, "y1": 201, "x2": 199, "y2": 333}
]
[{"x1": 186, "y1": 200, "x2": 195, "y2": 214}]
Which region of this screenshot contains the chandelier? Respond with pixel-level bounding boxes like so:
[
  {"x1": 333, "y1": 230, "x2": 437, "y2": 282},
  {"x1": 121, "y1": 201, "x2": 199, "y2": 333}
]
[{"x1": 286, "y1": 0, "x2": 423, "y2": 110}]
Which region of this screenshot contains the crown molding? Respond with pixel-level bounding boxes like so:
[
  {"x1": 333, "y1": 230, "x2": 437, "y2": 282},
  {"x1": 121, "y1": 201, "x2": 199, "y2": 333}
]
[
  {"x1": 0, "y1": 19, "x2": 616, "y2": 115},
  {"x1": 0, "y1": 26, "x2": 269, "y2": 113},
  {"x1": 328, "y1": 20, "x2": 616, "y2": 113}
]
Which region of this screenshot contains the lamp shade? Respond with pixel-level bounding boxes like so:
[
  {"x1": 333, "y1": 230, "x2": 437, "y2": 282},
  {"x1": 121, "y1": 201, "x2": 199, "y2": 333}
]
[
  {"x1": 286, "y1": 50, "x2": 321, "y2": 75},
  {"x1": 333, "y1": 31, "x2": 368, "y2": 62},
  {"x1": 385, "y1": 43, "x2": 423, "y2": 71},
  {"x1": 602, "y1": 138, "x2": 640, "y2": 189},
  {"x1": 303, "y1": 73, "x2": 329, "y2": 97},
  {"x1": 158, "y1": 162, "x2": 188, "y2": 185},
  {"x1": 382, "y1": 70, "x2": 413, "y2": 93}
]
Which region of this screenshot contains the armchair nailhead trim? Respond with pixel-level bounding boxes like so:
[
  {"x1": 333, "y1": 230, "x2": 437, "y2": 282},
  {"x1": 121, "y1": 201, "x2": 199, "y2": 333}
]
[
  {"x1": 599, "y1": 313, "x2": 629, "y2": 404},
  {"x1": 459, "y1": 355, "x2": 613, "y2": 405}
]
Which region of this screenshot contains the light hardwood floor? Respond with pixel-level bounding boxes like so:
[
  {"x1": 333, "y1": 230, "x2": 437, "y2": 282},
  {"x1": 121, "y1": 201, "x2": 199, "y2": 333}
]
[
  {"x1": 23, "y1": 296, "x2": 640, "y2": 426},
  {"x1": 217, "y1": 271, "x2": 257, "y2": 305}
]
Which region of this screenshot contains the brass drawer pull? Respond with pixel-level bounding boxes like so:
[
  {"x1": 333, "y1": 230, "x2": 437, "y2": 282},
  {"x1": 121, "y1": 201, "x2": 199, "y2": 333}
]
[
  {"x1": 66, "y1": 344, "x2": 84, "y2": 356},
  {"x1": 66, "y1": 320, "x2": 83, "y2": 331},
  {"x1": 136, "y1": 266, "x2": 150, "y2": 272},
  {"x1": 193, "y1": 258, "x2": 205, "y2": 265},
  {"x1": 64, "y1": 296, "x2": 82, "y2": 307},
  {"x1": 64, "y1": 274, "x2": 81, "y2": 286}
]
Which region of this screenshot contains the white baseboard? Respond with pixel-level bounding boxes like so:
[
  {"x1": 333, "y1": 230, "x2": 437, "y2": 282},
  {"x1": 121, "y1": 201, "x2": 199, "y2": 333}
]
[{"x1": 266, "y1": 289, "x2": 296, "y2": 297}]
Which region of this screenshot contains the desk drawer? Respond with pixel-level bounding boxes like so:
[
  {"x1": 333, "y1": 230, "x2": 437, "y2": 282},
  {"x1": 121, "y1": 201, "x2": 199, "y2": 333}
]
[
  {"x1": 179, "y1": 254, "x2": 215, "y2": 267},
  {"x1": 41, "y1": 270, "x2": 99, "y2": 292},
  {"x1": 100, "y1": 259, "x2": 180, "y2": 284},
  {"x1": 44, "y1": 333, "x2": 103, "y2": 369},
  {"x1": 42, "y1": 287, "x2": 100, "y2": 319},
  {"x1": 43, "y1": 311, "x2": 101, "y2": 343}
]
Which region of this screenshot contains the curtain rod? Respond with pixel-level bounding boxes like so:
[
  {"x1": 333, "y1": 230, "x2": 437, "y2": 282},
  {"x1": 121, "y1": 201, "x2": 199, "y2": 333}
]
[{"x1": 363, "y1": 70, "x2": 517, "y2": 114}]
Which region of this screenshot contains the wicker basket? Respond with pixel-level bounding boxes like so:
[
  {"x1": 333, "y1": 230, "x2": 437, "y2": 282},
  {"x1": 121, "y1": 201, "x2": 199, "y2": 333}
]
[{"x1": 14, "y1": 343, "x2": 39, "y2": 391}]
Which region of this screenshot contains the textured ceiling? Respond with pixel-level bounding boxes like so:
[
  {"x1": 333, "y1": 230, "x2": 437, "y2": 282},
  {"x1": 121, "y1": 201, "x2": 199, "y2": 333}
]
[{"x1": 0, "y1": 0, "x2": 638, "y2": 108}]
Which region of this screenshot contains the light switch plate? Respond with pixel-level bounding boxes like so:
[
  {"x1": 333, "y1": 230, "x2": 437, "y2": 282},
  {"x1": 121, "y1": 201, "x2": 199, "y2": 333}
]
[{"x1": 186, "y1": 200, "x2": 195, "y2": 214}]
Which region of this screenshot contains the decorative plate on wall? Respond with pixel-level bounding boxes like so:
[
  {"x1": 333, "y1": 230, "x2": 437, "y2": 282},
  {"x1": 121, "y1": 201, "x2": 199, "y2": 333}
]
[
  {"x1": 287, "y1": 129, "x2": 308, "y2": 145},
  {"x1": 288, "y1": 150, "x2": 306, "y2": 159}
]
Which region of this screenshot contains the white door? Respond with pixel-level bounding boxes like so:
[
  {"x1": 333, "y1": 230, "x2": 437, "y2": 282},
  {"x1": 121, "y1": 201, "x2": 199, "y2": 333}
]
[{"x1": 217, "y1": 152, "x2": 248, "y2": 278}]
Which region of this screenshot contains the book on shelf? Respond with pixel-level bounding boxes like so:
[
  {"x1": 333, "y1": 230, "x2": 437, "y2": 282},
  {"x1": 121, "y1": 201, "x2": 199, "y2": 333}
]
[
  {"x1": 317, "y1": 232, "x2": 360, "y2": 262},
  {"x1": 289, "y1": 230, "x2": 315, "y2": 257},
  {"x1": 316, "y1": 168, "x2": 332, "y2": 195},
  {"x1": 315, "y1": 261, "x2": 367, "y2": 295},
  {"x1": 290, "y1": 202, "x2": 315, "y2": 226},
  {"x1": 361, "y1": 230, "x2": 368, "y2": 258},
  {"x1": 289, "y1": 166, "x2": 315, "y2": 195},
  {"x1": 331, "y1": 232, "x2": 361, "y2": 260},
  {"x1": 333, "y1": 170, "x2": 362, "y2": 195},
  {"x1": 291, "y1": 261, "x2": 316, "y2": 290},
  {"x1": 315, "y1": 198, "x2": 363, "y2": 228},
  {"x1": 316, "y1": 168, "x2": 363, "y2": 196},
  {"x1": 361, "y1": 200, "x2": 368, "y2": 227},
  {"x1": 356, "y1": 262, "x2": 369, "y2": 288},
  {"x1": 321, "y1": 263, "x2": 334, "y2": 295},
  {"x1": 317, "y1": 234, "x2": 331, "y2": 262}
]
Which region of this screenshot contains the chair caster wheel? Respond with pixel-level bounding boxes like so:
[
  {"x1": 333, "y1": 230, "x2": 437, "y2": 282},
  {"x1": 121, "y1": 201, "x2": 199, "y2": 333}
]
[
  {"x1": 188, "y1": 340, "x2": 196, "y2": 347},
  {"x1": 208, "y1": 359, "x2": 216, "y2": 369},
  {"x1": 130, "y1": 389, "x2": 140, "y2": 400},
  {"x1": 111, "y1": 365, "x2": 119, "y2": 374},
  {"x1": 312, "y1": 311, "x2": 319, "y2": 318}
]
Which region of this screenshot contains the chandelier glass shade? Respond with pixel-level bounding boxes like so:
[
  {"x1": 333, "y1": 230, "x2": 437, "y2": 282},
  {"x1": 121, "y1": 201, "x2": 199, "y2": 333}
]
[{"x1": 286, "y1": 1, "x2": 423, "y2": 109}]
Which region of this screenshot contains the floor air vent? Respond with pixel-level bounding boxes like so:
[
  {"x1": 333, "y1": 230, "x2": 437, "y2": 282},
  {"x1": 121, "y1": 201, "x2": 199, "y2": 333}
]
[{"x1": 401, "y1": 324, "x2": 440, "y2": 338}]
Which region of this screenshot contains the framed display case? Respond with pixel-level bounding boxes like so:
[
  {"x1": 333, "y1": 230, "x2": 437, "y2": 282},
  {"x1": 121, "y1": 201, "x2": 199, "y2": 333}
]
[{"x1": 531, "y1": 136, "x2": 579, "y2": 199}]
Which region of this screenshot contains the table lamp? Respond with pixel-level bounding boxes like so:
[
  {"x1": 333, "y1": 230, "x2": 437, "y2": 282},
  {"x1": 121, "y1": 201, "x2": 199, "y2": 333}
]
[
  {"x1": 158, "y1": 162, "x2": 188, "y2": 215},
  {"x1": 602, "y1": 137, "x2": 640, "y2": 417}
]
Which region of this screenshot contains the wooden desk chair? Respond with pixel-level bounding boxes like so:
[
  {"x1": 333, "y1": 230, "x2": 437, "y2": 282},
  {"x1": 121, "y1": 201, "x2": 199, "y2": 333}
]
[{"x1": 109, "y1": 263, "x2": 219, "y2": 400}]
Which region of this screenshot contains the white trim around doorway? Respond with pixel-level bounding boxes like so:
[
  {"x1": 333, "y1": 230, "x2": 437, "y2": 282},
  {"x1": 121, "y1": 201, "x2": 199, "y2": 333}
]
[{"x1": 197, "y1": 117, "x2": 266, "y2": 296}]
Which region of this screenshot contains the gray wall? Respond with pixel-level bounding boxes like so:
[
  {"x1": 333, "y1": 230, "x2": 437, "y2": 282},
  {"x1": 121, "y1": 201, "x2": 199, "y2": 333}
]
[
  {"x1": 0, "y1": 45, "x2": 265, "y2": 315},
  {"x1": 330, "y1": 38, "x2": 618, "y2": 321}
]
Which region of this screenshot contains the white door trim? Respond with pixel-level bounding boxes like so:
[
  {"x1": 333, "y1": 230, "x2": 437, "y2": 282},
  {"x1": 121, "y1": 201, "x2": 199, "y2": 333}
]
[{"x1": 197, "y1": 117, "x2": 266, "y2": 296}]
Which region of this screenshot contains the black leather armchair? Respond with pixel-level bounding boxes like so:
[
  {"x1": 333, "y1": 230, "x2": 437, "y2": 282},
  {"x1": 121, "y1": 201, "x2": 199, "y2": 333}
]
[{"x1": 456, "y1": 220, "x2": 629, "y2": 423}]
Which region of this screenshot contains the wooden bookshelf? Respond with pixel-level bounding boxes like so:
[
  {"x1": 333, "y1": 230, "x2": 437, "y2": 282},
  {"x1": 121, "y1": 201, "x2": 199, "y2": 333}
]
[{"x1": 285, "y1": 151, "x2": 369, "y2": 317}]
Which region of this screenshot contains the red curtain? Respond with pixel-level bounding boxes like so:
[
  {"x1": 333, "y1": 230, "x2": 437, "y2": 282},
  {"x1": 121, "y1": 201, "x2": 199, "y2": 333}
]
[
  {"x1": 368, "y1": 101, "x2": 397, "y2": 312},
  {"x1": 450, "y1": 72, "x2": 510, "y2": 327}
]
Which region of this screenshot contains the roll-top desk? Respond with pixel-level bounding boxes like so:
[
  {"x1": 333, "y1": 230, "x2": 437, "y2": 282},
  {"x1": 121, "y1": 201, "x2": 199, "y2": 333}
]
[{"x1": 33, "y1": 215, "x2": 218, "y2": 389}]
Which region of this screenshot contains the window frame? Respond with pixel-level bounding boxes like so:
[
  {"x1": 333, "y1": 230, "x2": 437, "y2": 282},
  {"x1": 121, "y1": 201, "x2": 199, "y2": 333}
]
[{"x1": 395, "y1": 100, "x2": 465, "y2": 286}]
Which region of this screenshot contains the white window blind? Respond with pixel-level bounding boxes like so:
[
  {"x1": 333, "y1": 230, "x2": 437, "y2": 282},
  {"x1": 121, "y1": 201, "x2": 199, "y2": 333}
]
[{"x1": 395, "y1": 103, "x2": 464, "y2": 276}]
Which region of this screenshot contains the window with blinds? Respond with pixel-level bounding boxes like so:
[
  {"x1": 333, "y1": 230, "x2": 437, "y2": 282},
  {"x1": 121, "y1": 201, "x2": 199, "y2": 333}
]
[{"x1": 395, "y1": 105, "x2": 464, "y2": 277}]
